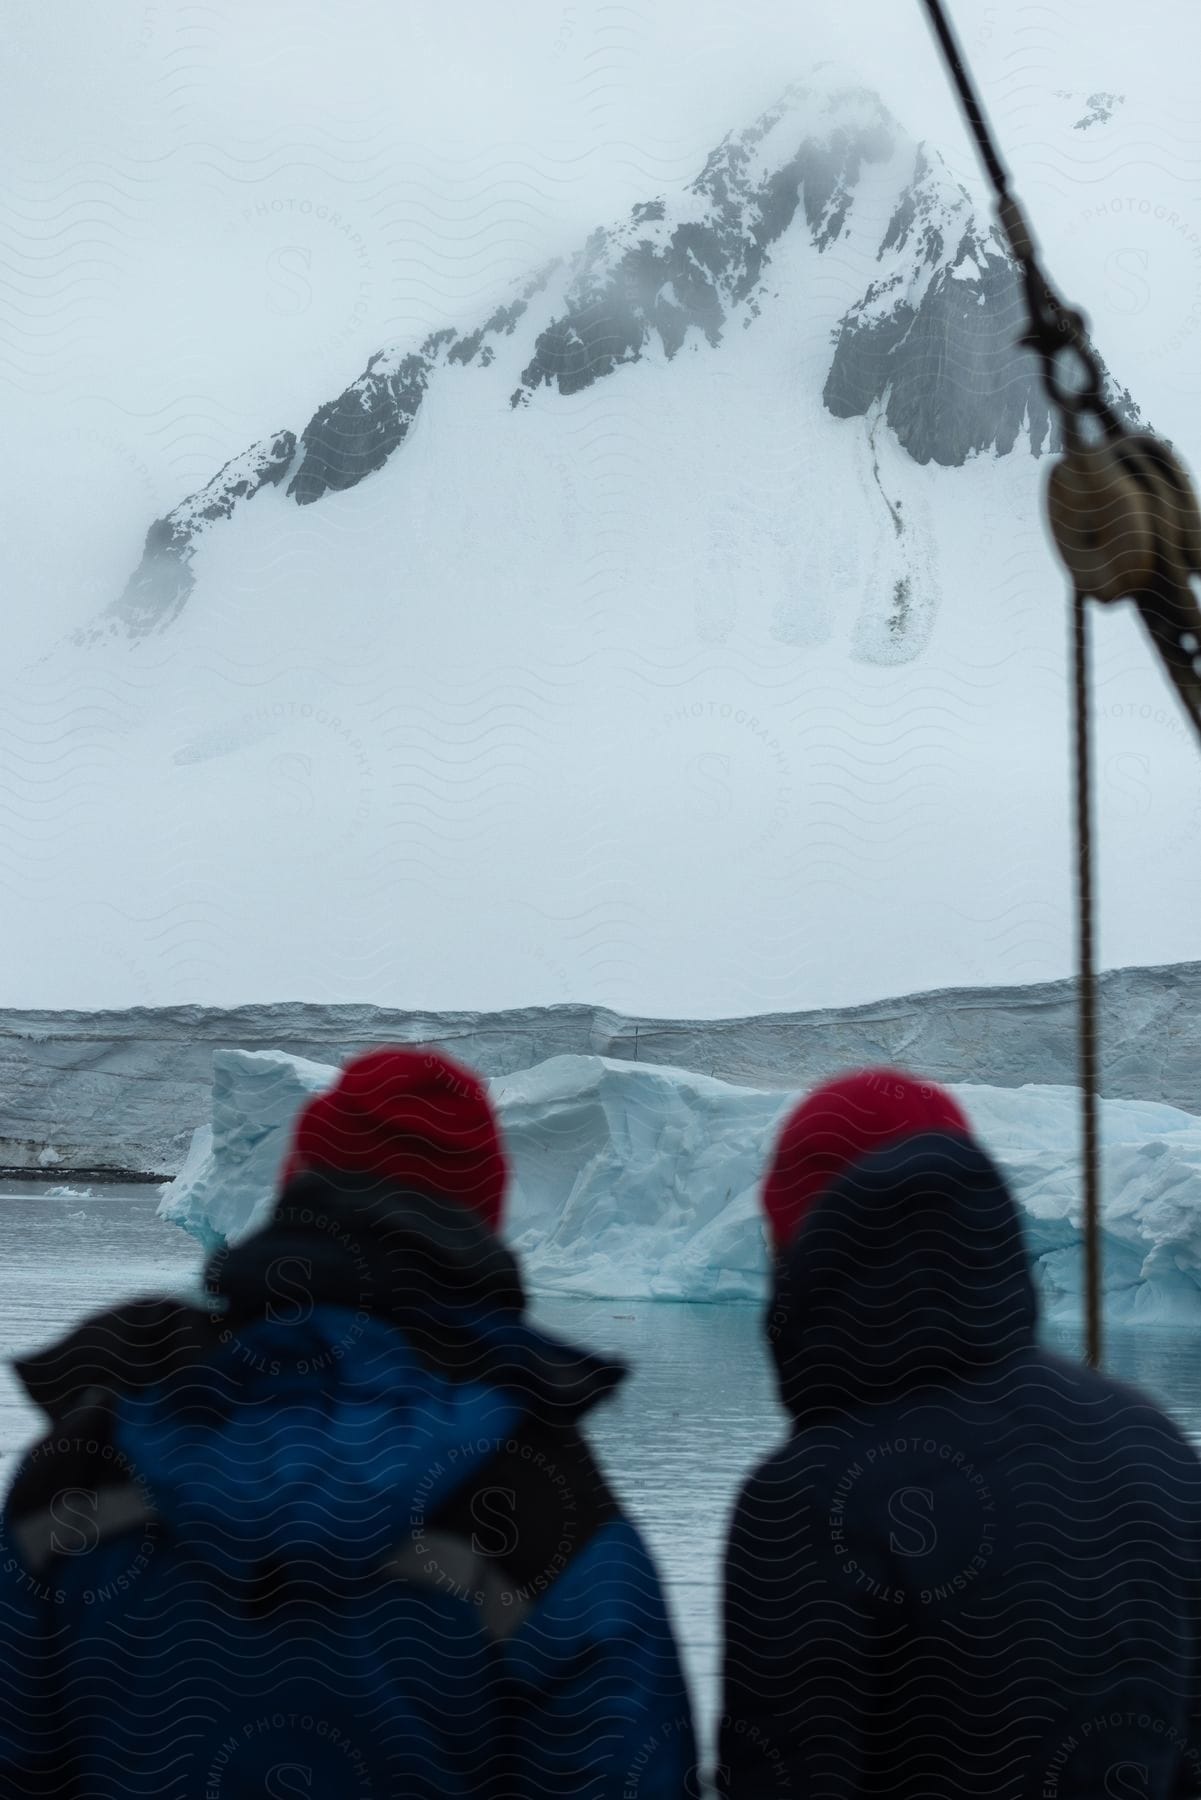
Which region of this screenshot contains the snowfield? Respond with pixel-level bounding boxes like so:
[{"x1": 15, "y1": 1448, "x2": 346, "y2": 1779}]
[{"x1": 161, "y1": 1049, "x2": 1201, "y2": 1323}]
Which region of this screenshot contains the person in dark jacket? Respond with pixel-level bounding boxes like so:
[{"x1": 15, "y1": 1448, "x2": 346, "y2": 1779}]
[
  {"x1": 0, "y1": 1047, "x2": 695, "y2": 1799},
  {"x1": 719, "y1": 1066, "x2": 1201, "y2": 1800}
]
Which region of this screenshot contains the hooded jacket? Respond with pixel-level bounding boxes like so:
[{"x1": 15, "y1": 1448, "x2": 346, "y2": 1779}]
[
  {"x1": 0, "y1": 1173, "x2": 695, "y2": 1799},
  {"x1": 719, "y1": 1131, "x2": 1201, "y2": 1799}
]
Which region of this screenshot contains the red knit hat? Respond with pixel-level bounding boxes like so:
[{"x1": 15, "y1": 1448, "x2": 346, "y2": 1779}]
[
  {"x1": 280, "y1": 1047, "x2": 508, "y2": 1231},
  {"x1": 762, "y1": 1066, "x2": 972, "y2": 1250}
]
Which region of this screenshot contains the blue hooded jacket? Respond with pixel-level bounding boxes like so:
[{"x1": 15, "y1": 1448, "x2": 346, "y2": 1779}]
[
  {"x1": 0, "y1": 1174, "x2": 695, "y2": 1798},
  {"x1": 719, "y1": 1131, "x2": 1201, "y2": 1799}
]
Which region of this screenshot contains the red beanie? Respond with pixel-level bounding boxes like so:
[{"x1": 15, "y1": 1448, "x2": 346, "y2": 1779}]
[
  {"x1": 762, "y1": 1066, "x2": 972, "y2": 1250},
  {"x1": 280, "y1": 1047, "x2": 508, "y2": 1231}
]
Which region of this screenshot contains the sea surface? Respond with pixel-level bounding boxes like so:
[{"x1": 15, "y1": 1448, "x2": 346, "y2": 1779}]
[{"x1": 2, "y1": 1183, "x2": 1201, "y2": 1735}]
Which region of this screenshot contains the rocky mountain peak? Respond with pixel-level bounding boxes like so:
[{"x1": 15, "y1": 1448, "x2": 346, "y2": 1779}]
[{"x1": 100, "y1": 73, "x2": 1140, "y2": 641}]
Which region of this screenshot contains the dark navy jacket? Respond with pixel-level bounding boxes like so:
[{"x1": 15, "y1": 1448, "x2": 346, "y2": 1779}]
[
  {"x1": 0, "y1": 1174, "x2": 695, "y2": 1797},
  {"x1": 719, "y1": 1131, "x2": 1201, "y2": 1799}
]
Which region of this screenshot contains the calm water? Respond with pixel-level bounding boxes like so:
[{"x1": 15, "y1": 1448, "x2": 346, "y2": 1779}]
[{"x1": 3, "y1": 1185, "x2": 1201, "y2": 1731}]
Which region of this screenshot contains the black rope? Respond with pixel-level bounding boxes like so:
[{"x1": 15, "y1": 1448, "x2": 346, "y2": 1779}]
[
  {"x1": 1072, "y1": 590, "x2": 1103, "y2": 1369},
  {"x1": 917, "y1": 0, "x2": 1121, "y2": 443},
  {"x1": 917, "y1": 0, "x2": 1010, "y2": 195},
  {"x1": 919, "y1": 0, "x2": 1105, "y2": 1366}
]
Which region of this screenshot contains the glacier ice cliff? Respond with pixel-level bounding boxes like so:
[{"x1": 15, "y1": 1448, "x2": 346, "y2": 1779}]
[{"x1": 160, "y1": 1046, "x2": 1201, "y2": 1325}]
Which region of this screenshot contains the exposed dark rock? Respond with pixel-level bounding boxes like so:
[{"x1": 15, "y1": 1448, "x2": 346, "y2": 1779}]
[
  {"x1": 825, "y1": 148, "x2": 1142, "y2": 465},
  {"x1": 1056, "y1": 89, "x2": 1125, "y2": 130},
  {"x1": 287, "y1": 350, "x2": 430, "y2": 507},
  {"x1": 826, "y1": 242, "x2": 1062, "y2": 464},
  {"x1": 510, "y1": 86, "x2": 895, "y2": 411},
  {"x1": 286, "y1": 263, "x2": 558, "y2": 505},
  {"x1": 91, "y1": 430, "x2": 296, "y2": 639},
  {"x1": 889, "y1": 576, "x2": 912, "y2": 636},
  {"x1": 446, "y1": 296, "x2": 530, "y2": 367}
]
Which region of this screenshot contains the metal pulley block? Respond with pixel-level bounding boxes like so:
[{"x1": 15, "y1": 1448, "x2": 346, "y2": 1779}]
[
  {"x1": 1046, "y1": 433, "x2": 1201, "y2": 741},
  {"x1": 1045, "y1": 438, "x2": 1159, "y2": 601}
]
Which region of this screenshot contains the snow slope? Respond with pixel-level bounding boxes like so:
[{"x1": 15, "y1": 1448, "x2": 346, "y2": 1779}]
[
  {"x1": 161, "y1": 1046, "x2": 1201, "y2": 1323},
  {"x1": 6, "y1": 69, "x2": 1200, "y2": 1014}
]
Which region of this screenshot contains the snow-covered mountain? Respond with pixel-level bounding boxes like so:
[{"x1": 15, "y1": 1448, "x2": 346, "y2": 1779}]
[
  {"x1": 103, "y1": 75, "x2": 1136, "y2": 642},
  {"x1": 9, "y1": 67, "x2": 1197, "y2": 1016}
]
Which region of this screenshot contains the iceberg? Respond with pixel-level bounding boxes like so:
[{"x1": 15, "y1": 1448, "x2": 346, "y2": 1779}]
[{"x1": 159, "y1": 1049, "x2": 1201, "y2": 1322}]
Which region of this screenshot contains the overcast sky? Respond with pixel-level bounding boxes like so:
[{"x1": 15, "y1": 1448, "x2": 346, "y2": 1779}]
[{"x1": 5, "y1": 0, "x2": 1201, "y2": 658}]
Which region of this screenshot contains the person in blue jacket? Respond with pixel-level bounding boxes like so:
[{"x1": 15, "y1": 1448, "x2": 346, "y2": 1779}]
[
  {"x1": 719, "y1": 1066, "x2": 1201, "y2": 1799},
  {"x1": 0, "y1": 1047, "x2": 695, "y2": 1798}
]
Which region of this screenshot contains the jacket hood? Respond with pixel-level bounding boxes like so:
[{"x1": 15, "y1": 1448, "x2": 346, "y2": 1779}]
[
  {"x1": 9, "y1": 1175, "x2": 623, "y2": 1577},
  {"x1": 767, "y1": 1130, "x2": 1038, "y2": 1420}
]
